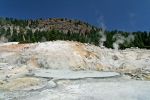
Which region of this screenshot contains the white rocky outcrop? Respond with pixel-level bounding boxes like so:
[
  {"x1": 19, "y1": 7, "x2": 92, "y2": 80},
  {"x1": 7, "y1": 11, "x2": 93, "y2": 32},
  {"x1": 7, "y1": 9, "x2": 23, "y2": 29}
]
[{"x1": 0, "y1": 41, "x2": 150, "y2": 100}]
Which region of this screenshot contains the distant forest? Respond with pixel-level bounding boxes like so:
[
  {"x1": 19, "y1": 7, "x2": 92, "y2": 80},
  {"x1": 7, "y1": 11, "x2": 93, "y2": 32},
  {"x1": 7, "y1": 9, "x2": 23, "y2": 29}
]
[{"x1": 0, "y1": 17, "x2": 150, "y2": 49}]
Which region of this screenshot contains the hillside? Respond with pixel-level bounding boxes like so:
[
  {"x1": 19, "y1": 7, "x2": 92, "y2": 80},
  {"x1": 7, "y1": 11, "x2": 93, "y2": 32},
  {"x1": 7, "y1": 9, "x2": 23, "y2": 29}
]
[
  {"x1": 0, "y1": 17, "x2": 150, "y2": 49},
  {"x1": 0, "y1": 17, "x2": 97, "y2": 34},
  {"x1": 0, "y1": 41, "x2": 150, "y2": 99}
]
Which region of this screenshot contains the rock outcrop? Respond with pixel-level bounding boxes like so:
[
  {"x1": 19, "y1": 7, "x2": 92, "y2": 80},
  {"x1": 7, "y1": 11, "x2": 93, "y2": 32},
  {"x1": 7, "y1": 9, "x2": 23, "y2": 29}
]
[{"x1": 0, "y1": 41, "x2": 150, "y2": 100}]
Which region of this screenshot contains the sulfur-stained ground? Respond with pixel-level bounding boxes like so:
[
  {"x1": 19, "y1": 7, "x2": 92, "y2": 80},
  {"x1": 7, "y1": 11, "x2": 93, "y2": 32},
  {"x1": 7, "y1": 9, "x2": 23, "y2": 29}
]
[{"x1": 0, "y1": 41, "x2": 150, "y2": 100}]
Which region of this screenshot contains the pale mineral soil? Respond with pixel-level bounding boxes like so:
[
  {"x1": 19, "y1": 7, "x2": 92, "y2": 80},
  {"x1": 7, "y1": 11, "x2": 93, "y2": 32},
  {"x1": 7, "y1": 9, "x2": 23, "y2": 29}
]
[{"x1": 0, "y1": 41, "x2": 150, "y2": 100}]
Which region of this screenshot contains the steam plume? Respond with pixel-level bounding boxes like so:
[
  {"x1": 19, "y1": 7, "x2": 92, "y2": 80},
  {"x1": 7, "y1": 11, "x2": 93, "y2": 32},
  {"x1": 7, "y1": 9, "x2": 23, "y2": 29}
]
[
  {"x1": 0, "y1": 35, "x2": 8, "y2": 43},
  {"x1": 97, "y1": 16, "x2": 107, "y2": 47},
  {"x1": 113, "y1": 34, "x2": 125, "y2": 50},
  {"x1": 113, "y1": 33, "x2": 135, "y2": 50}
]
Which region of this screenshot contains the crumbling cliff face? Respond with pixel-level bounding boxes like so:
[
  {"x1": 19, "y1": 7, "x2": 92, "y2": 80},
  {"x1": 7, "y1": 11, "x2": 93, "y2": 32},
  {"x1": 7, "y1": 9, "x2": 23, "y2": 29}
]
[{"x1": 0, "y1": 41, "x2": 150, "y2": 100}]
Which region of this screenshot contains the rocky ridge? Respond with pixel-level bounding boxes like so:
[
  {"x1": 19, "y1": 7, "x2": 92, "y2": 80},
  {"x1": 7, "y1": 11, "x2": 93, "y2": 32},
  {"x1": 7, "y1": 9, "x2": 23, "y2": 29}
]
[{"x1": 0, "y1": 18, "x2": 97, "y2": 34}]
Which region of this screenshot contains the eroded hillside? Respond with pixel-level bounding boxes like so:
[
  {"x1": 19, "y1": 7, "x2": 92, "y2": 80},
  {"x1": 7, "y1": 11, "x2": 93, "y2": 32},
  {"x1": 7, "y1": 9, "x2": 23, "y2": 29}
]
[{"x1": 0, "y1": 41, "x2": 150, "y2": 100}]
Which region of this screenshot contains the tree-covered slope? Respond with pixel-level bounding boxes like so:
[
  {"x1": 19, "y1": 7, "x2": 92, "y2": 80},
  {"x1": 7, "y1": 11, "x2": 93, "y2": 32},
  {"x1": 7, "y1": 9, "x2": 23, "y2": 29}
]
[{"x1": 0, "y1": 17, "x2": 150, "y2": 49}]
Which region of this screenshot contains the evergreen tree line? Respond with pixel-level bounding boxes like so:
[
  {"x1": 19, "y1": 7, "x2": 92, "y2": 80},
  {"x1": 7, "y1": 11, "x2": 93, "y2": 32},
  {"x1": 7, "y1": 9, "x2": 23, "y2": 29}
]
[
  {"x1": 104, "y1": 30, "x2": 150, "y2": 49},
  {"x1": 0, "y1": 27, "x2": 150, "y2": 49},
  {"x1": 0, "y1": 17, "x2": 150, "y2": 49}
]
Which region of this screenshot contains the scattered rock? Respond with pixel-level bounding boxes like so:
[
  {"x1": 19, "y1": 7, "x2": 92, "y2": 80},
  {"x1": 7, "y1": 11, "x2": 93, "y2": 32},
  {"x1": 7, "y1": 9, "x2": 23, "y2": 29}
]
[
  {"x1": 112, "y1": 55, "x2": 119, "y2": 60},
  {"x1": 47, "y1": 80, "x2": 57, "y2": 88}
]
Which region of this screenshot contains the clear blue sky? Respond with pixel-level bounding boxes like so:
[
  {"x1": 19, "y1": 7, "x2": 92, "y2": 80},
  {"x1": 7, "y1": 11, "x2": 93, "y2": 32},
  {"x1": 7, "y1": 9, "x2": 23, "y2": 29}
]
[{"x1": 0, "y1": 0, "x2": 150, "y2": 32}]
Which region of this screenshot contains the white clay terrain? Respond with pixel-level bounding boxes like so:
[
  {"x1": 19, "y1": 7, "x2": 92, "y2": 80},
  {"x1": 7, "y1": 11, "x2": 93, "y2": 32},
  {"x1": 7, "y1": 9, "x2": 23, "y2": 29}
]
[{"x1": 0, "y1": 41, "x2": 150, "y2": 100}]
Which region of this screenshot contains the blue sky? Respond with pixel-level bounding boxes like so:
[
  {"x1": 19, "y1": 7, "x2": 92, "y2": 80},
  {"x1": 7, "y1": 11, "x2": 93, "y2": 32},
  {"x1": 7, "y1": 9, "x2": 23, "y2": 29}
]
[{"x1": 0, "y1": 0, "x2": 150, "y2": 32}]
